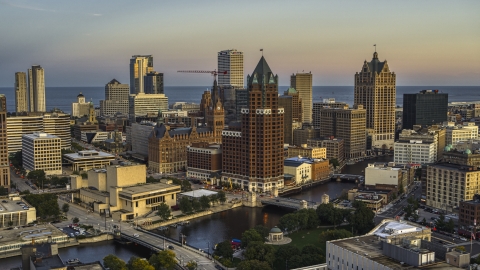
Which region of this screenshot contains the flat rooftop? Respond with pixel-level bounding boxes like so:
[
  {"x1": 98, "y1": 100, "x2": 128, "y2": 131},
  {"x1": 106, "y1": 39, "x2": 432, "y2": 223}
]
[
  {"x1": 119, "y1": 182, "x2": 180, "y2": 196},
  {"x1": 430, "y1": 162, "x2": 478, "y2": 172},
  {"x1": 0, "y1": 223, "x2": 65, "y2": 246},
  {"x1": 180, "y1": 189, "x2": 218, "y2": 198},
  {"x1": 0, "y1": 198, "x2": 34, "y2": 214},
  {"x1": 373, "y1": 220, "x2": 424, "y2": 238},
  {"x1": 64, "y1": 150, "x2": 115, "y2": 160}
]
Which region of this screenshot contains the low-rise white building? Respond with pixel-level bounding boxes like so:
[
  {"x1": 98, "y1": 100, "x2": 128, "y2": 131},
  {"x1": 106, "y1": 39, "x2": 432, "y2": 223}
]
[
  {"x1": 446, "y1": 122, "x2": 478, "y2": 147},
  {"x1": 393, "y1": 140, "x2": 436, "y2": 164},
  {"x1": 129, "y1": 93, "x2": 168, "y2": 122},
  {"x1": 365, "y1": 163, "x2": 404, "y2": 189},
  {"x1": 22, "y1": 132, "x2": 62, "y2": 175},
  {"x1": 64, "y1": 150, "x2": 115, "y2": 172},
  {"x1": 284, "y1": 158, "x2": 312, "y2": 185}
]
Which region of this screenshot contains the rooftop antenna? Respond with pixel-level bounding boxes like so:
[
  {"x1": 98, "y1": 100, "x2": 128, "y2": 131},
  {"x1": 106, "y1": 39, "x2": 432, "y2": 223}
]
[
  {"x1": 260, "y1": 48, "x2": 263, "y2": 56},
  {"x1": 374, "y1": 44, "x2": 377, "y2": 52}
]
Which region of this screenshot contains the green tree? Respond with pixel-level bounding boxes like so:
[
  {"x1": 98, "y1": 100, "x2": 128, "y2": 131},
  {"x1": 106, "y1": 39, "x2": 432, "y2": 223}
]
[
  {"x1": 80, "y1": 172, "x2": 88, "y2": 179},
  {"x1": 421, "y1": 217, "x2": 427, "y2": 225},
  {"x1": 445, "y1": 218, "x2": 455, "y2": 233},
  {"x1": 319, "y1": 229, "x2": 353, "y2": 242},
  {"x1": 241, "y1": 229, "x2": 264, "y2": 248},
  {"x1": 103, "y1": 254, "x2": 127, "y2": 270},
  {"x1": 8, "y1": 221, "x2": 13, "y2": 227},
  {"x1": 9, "y1": 151, "x2": 23, "y2": 169},
  {"x1": 179, "y1": 196, "x2": 193, "y2": 214},
  {"x1": 237, "y1": 260, "x2": 272, "y2": 270},
  {"x1": 329, "y1": 158, "x2": 340, "y2": 169},
  {"x1": 209, "y1": 194, "x2": 219, "y2": 205},
  {"x1": 185, "y1": 260, "x2": 197, "y2": 270},
  {"x1": 127, "y1": 256, "x2": 154, "y2": 270},
  {"x1": 455, "y1": 245, "x2": 466, "y2": 252},
  {"x1": 297, "y1": 208, "x2": 319, "y2": 229},
  {"x1": 436, "y1": 213, "x2": 446, "y2": 231},
  {"x1": 19, "y1": 190, "x2": 31, "y2": 195},
  {"x1": 254, "y1": 225, "x2": 270, "y2": 238},
  {"x1": 244, "y1": 241, "x2": 275, "y2": 265},
  {"x1": 0, "y1": 186, "x2": 8, "y2": 196},
  {"x1": 199, "y1": 195, "x2": 210, "y2": 210},
  {"x1": 214, "y1": 240, "x2": 233, "y2": 259},
  {"x1": 146, "y1": 176, "x2": 157, "y2": 183},
  {"x1": 217, "y1": 191, "x2": 227, "y2": 204},
  {"x1": 278, "y1": 213, "x2": 299, "y2": 232},
  {"x1": 23, "y1": 193, "x2": 60, "y2": 218},
  {"x1": 273, "y1": 245, "x2": 301, "y2": 269},
  {"x1": 192, "y1": 199, "x2": 202, "y2": 212},
  {"x1": 156, "y1": 203, "x2": 171, "y2": 221},
  {"x1": 149, "y1": 250, "x2": 176, "y2": 270},
  {"x1": 348, "y1": 201, "x2": 375, "y2": 234},
  {"x1": 27, "y1": 170, "x2": 47, "y2": 188},
  {"x1": 62, "y1": 203, "x2": 69, "y2": 214},
  {"x1": 73, "y1": 217, "x2": 80, "y2": 223},
  {"x1": 398, "y1": 182, "x2": 404, "y2": 195}
]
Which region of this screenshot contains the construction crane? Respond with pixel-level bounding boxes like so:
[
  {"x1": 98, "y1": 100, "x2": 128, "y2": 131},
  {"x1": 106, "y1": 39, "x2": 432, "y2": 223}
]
[{"x1": 177, "y1": 70, "x2": 228, "y2": 83}]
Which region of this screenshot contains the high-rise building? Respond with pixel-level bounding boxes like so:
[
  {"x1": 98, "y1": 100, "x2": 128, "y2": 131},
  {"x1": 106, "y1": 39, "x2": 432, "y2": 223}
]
[
  {"x1": 403, "y1": 90, "x2": 448, "y2": 129},
  {"x1": 319, "y1": 105, "x2": 367, "y2": 159},
  {"x1": 22, "y1": 132, "x2": 62, "y2": 175},
  {"x1": 354, "y1": 52, "x2": 396, "y2": 150},
  {"x1": 290, "y1": 72, "x2": 312, "y2": 123},
  {"x1": 28, "y1": 65, "x2": 46, "y2": 112},
  {"x1": 293, "y1": 124, "x2": 319, "y2": 146},
  {"x1": 312, "y1": 98, "x2": 347, "y2": 129},
  {"x1": 14, "y1": 72, "x2": 28, "y2": 112},
  {"x1": 235, "y1": 88, "x2": 248, "y2": 121},
  {"x1": 144, "y1": 72, "x2": 164, "y2": 94},
  {"x1": 221, "y1": 56, "x2": 284, "y2": 192},
  {"x1": 218, "y1": 49, "x2": 244, "y2": 88},
  {"x1": 129, "y1": 55, "x2": 153, "y2": 94},
  {"x1": 100, "y1": 79, "x2": 130, "y2": 116},
  {"x1": 278, "y1": 95, "x2": 293, "y2": 145},
  {"x1": 129, "y1": 93, "x2": 168, "y2": 123},
  {"x1": 71, "y1": 92, "x2": 90, "y2": 117},
  {"x1": 0, "y1": 95, "x2": 10, "y2": 192}
]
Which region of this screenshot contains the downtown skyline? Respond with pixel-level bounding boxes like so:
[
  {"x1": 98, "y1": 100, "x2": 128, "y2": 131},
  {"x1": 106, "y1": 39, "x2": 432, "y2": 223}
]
[{"x1": 0, "y1": 0, "x2": 479, "y2": 87}]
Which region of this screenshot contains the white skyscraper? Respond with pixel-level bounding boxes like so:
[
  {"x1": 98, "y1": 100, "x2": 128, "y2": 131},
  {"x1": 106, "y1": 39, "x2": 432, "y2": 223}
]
[
  {"x1": 28, "y1": 65, "x2": 46, "y2": 112},
  {"x1": 218, "y1": 49, "x2": 244, "y2": 88},
  {"x1": 129, "y1": 55, "x2": 153, "y2": 95}
]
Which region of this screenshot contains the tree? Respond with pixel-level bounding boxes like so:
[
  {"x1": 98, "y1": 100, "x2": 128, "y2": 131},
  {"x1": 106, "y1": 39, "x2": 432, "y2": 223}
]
[
  {"x1": 273, "y1": 245, "x2": 301, "y2": 269},
  {"x1": 73, "y1": 217, "x2": 80, "y2": 223},
  {"x1": 254, "y1": 225, "x2": 270, "y2": 238},
  {"x1": 319, "y1": 229, "x2": 353, "y2": 242},
  {"x1": 297, "y1": 208, "x2": 319, "y2": 229},
  {"x1": 0, "y1": 186, "x2": 7, "y2": 196},
  {"x1": 244, "y1": 241, "x2": 275, "y2": 265},
  {"x1": 445, "y1": 218, "x2": 455, "y2": 233},
  {"x1": 455, "y1": 245, "x2": 466, "y2": 252},
  {"x1": 127, "y1": 256, "x2": 154, "y2": 270},
  {"x1": 398, "y1": 182, "x2": 404, "y2": 195},
  {"x1": 27, "y1": 170, "x2": 47, "y2": 188},
  {"x1": 241, "y1": 229, "x2": 264, "y2": 248},
  {"x1": 23, "y1": 193, "x2": 60, "y2": 218},
  {"x1": 62, "y1": 203, "x2": 69, "y2": 214},
  {"x1": 214, "y1": 240, "x2": 233, "y2": 259},
  {"x1": 210, "y1": 194, "x2": 219, "y2": 205},
  {"x1": 185, "y1": 260, "x2": 197, "y2": 270},
  {"x1": 316, "y1": 203, "x2": 347, "y2": 227},
  {"x1": 278, "y1": 213, "x2": 299, "y2": 232},
  {"x1": 156, "y1": 203, "x2": 171, "y2": 221},
  {"x1": 217, "y1": 191, "x2": 226, "y2": 204},
  {"x1": 421, "y1": 217, "x2": 427, "y2": 225},
  {"x1": 192, "y1": 199, "x2": 202, "y2": 212},
  {"x1": 329, "y1": 158, "x2": 339, "y2": 169},
  {"x1": 103, "y1": 254, "x2": 127, "y2": 270},
  {"x1": 146, "y1": 176, "x2": 157, "y2": 183},
  {"x1": 199, "y1": 195, "x2": 210, "y2": 210},
  {"x1": 436, "y1": 214, "x2": 446, "y2": 231},
  {"x1": 149, "y1": 250, "x2": 176, "y2": 270},
  {"x1": 19, "y1": 190, "x2": 31, "y2": 195},
  {"x1": 179, "y1": 196, "x2": 193, "y2": 214},
  {"x1": 237, "y1": 260, "x2": 272, "y2": 270},
  {"x1": 81, "y1": 172, "x2": 88, "y2": 179},
  {"x1": 348, "y1": 201, "x2": 375, "y2": 234},
  {"x1": 9, "y1": 150, "x2": 23, "y2": 169}
]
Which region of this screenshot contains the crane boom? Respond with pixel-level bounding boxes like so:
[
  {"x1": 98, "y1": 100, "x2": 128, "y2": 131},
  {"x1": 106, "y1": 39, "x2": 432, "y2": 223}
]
[{"x1": 177, "y1": 70, "x2": 227, "y2": 82}]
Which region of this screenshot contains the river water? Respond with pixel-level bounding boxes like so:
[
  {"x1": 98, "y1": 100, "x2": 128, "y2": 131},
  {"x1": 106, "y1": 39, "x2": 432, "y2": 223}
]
[{"x1": 2, "y1": 156, "x2": 393, "y2": 268}]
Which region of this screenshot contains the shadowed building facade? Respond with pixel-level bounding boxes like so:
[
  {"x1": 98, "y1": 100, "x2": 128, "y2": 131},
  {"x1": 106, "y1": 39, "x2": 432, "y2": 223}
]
[
  {"x1": 221, "y1": 56, "x2": 284, "y2": 192},
  {"x1": 403, "y1": 90, "x2": 448, "y2": 129},
  {"x1": 0, "y1": 95, "x2": 10, "y2": 192},
  {"x1": 354, "y1": 52, "x2": 396, "y2": 150}
]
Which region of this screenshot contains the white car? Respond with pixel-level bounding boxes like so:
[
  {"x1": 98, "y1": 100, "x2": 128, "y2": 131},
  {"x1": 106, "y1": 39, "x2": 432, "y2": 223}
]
[
  {"x1": 460, "y1": 237, "x2": 467, "y2": 241},
  {"x1": 133, "y1": 234, "x2": 139, "y2": 238}
]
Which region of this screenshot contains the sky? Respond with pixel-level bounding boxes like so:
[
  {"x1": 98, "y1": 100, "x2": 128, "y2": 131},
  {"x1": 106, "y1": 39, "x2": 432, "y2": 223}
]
[{"x1": 0, "y1": 0, "x2": 479, "y2": 87}]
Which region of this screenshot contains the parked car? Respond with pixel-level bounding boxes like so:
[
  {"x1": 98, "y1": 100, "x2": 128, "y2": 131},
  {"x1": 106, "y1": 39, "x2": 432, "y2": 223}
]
[
  {"x1": 168, "y1": 245, "x2": 175, "y2": 250},
  {"x1": 133, "y1": 234, "x2": 139, "y2": 238}
]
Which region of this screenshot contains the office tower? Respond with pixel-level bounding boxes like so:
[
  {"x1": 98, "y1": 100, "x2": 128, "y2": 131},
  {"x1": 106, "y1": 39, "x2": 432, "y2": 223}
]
[
  {"x1": 354, "y1": 52, "x2": 396, "y2": 150},
  {"x1": 42, "y1": 113, "x2": 71, "y2": 149},
  {"x1": 0, "y1": 95, "x2": 10, "y2": 192},
  {"x1": 128, "y1": 93, "x2": 168, "y2": 123},
  {"x1": 319, "y1": 105, "x2": 367, "y2": 159},
  {"x1": 15, "y1": 72, "x2": 28, "y2": 112},
  {"x1": 284, "y1": 88, "x2": 303, "y2": 122},
  {"x1": 218, "y1": 49, "x2": 244, "y2": 88},
  {"x1": 279, "y1": 95, "x2": 293, "y2": 145},
  {"x1": 219, "y1": 85, "x2": 240, "y2": 125},
  {"x1": 307, "y1": 137, "x2": 345, "y2": 164},
  {"x1": 293, "y1": 124, "x2": 319, "y2": 146},
  {"x1": 290, "y1": 72, "x2": 312, "y2": 123},
  {"x1": 403, "y1": 90, "x2": 448, "y2": 129},
  {"x1": 144, "y1": 72, "x2": 164, "y2": 94},
  {"x1": 235, "y1": 88, "x2": 248, "y2": 121},
  {"x1": 22, "y1": 132, "x2": 62, "y2": 175},
  {"x1": 100, "y1": 79, "x2": 130, "y2": 116},
  {"x1": 71, "y1": 92, "x2": 90, "y2": 117},
  {"x1": 222, "y1": 56, "x2": 284, "y2": 192},
  {"x1": 129, "y1": 55, "x2": 153, "y2": 94},
  {"x1": 28, "y1": 65, "x2": 46, "y2": 112},
  {"x1": 312, "y1": 98, "x2": 347, "y2": 129}
]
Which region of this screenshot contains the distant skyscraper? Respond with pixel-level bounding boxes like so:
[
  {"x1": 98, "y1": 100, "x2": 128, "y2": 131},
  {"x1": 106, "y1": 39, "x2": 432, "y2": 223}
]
[
  {"x1": 100, "y1": 79, "x2": 130, "y2": 116},
  {"x1": 130, "y1": 55, "x2": 153, "y2": 94},
  {"x1": 218, "y1": 49, "x2": 244, "y2": 88},
  {"x1": 0, "y1": 95, "x2": 10, "y2": 192},
  {"x1": 403, "y1": 90, "x2": 448, "y2": 129},
  {"x1": 222, "y1": 56, "x2": 284, "y2": 192},
  {"x1": 144, "y1": 72, "x2": 164, "y2": 94},
  {"x1": 354, "y1": 52, "x2": 396, "y2": 150},
  {"x1": 15, "y1": 72, "x2": 28, "y2": 112},
  {"x1": 71, "y1": 92, "x2": 90, "y2": 117},
  {"x1": 28, "y1": 65, "x2": 46, "y2": 112},
  {"x1": 290, "y1": 72, "x2": 312, "y2": 123}
]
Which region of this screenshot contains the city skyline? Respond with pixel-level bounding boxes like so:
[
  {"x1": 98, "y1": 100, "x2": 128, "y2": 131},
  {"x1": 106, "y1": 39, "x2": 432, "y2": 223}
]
[{"x1": 0, "y1": 1, "x2": 478, "y2": 87}]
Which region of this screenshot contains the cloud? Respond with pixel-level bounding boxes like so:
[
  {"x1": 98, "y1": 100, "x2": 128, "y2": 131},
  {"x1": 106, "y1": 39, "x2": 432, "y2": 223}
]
[
  {"x1": 90, "y1": 13, "x2": 102, "y2": 17},
  {"x1": 1, "y1": 1, "x2": 56, "y2": 12}
]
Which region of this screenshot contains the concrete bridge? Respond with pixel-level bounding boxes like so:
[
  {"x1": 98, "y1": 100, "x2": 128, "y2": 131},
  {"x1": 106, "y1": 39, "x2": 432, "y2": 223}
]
[
  {"x1": 260, "y1": 197, "x2": 318, "y2": 210},
  {"x1": 331, "y1": 174, "x2": 364, "y2": 182}
]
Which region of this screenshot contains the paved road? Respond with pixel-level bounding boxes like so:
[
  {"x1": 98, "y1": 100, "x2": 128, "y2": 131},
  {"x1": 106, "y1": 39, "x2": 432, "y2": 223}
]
[{"x1": 55, "y1": 199, "x2": 218, "y2": 270}]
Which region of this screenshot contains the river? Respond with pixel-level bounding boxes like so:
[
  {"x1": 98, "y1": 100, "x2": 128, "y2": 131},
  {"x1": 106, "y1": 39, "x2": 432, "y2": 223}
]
[{"x1": 2, "y1": 156, "x2": 393, "y2": 268}]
